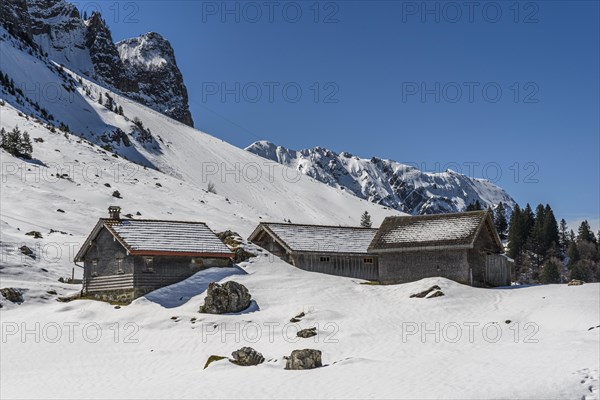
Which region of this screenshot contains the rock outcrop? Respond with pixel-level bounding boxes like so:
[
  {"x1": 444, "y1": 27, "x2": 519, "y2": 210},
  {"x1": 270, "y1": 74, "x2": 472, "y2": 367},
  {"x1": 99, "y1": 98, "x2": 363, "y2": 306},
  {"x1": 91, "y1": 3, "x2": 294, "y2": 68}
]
[
  {"x1": 117, "y1": 33, "x2": 193, "y2": 127},
  {"x1": 1, "y1": 288, "x2": 23, "y2": 303}
]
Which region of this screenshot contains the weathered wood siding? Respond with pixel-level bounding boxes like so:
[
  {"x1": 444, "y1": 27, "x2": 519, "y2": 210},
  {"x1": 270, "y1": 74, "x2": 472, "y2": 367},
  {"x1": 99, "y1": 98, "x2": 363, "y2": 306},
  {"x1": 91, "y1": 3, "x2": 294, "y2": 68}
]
[
  {"x1": 291, "y1": 252, "x2": 379, "y2": 280},
  {"x1": 377, "y1": 249, "x2": 471, "y2": 284},
  {"x1": 484, "y1": 254, "x2": 512, "y2": 286},
  {"x1": 468, "y1": 223, "x2": 508, "y2": 287},
  {"x1": 83, "y1": 228, "x2": 134, "y2": 282},
  {"x1": 84, "y1": 274, "x2": 134, "y2": 292},
  {"x1": 132, "y1": 255, "x2": 230, "y2": 292},
  {"x1": 252, "y1": 232, "x2": 291, "y2": 262}
]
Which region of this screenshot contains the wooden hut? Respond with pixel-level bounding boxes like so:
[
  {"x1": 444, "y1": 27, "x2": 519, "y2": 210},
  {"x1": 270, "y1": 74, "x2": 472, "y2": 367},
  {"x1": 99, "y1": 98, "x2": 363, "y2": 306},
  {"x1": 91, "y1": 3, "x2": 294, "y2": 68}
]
[
  {"x1": 249, "y1": 211, "x2": 512, "y2": 287},
  {"x1": 369, "y1": 211, "x2": 512, "y2": 286},
  {"x1": 74, "y1": 206, "x2": 233, "y2": 302},
  {"x1": 248, "y1": 223, "x2": 379, "y2": 280}
]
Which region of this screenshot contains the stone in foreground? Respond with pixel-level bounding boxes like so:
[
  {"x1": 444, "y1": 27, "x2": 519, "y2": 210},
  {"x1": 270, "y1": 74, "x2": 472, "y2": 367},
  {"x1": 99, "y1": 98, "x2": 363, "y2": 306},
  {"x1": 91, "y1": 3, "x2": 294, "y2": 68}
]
[
  {"x1": 410, "y1": 285, "x2": 441, "y2": 298},
  {"x1": 229, "y1": 347, "x2": 264, "y2": 366},
  {"x1": 297, "y1": 327, "x2": 317, "y2": 338},
  {"x1": 199, "y1": 281, "x2": 252, "y2": 314},
  {"x1": 285, "y1": 349, "x2": 322, "y2": 370}
]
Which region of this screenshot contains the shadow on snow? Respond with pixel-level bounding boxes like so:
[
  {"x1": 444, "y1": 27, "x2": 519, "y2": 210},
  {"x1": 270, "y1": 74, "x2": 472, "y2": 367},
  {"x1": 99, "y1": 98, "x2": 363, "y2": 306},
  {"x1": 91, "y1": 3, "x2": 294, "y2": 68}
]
[{"x1": 143, "y1": 266, "x2": 247, "y2": 309}]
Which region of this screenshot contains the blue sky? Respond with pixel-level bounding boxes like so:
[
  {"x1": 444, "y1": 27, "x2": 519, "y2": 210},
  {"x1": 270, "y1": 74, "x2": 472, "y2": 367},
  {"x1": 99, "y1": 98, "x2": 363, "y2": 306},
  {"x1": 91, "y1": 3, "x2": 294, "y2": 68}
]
[{"x1": 73, "y1": 0, "x2": 599, "y2": 230}]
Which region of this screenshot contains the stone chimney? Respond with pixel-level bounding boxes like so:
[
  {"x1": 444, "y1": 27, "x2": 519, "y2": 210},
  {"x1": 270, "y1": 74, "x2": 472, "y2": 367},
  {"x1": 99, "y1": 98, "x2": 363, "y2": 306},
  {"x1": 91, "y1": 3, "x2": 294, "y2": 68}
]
[{"x1": 108, "y1": 206, "x2": 121, "y2": 220}]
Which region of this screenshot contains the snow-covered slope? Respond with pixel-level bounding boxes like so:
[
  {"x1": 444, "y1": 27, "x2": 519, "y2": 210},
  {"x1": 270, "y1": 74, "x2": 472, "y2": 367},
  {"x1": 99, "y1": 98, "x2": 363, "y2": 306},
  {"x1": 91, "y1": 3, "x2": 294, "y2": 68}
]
[
  {"x1": 2, "y1": 257, "x2": 599, "y2": 399},
  {"x1": 246, "y1": 140, "x2": 516, "y2": 216}
]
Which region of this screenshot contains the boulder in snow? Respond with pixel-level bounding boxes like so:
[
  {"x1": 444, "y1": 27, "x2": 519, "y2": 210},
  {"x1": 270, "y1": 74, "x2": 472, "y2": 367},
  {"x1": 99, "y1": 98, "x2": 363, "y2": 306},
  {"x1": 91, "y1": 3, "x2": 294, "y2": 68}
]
[
  {"x1": 229, "y1": 347, "x2": 264, "y2": 366},
  {"x1": 410, "y1": 285, "x2": 442, "y2": 298},
  {"x1": 567, "y1": 279, "x2": 584, "y2": 286},
  {"x1": 285, "y1": 349, "x2": 322, "y2": 370},
  {"x1": 297, "y1": 327, "x2": 317, "y2": 339},
  {"x1": 199, "y1": 281, "x2": 251, "y2": 314}
]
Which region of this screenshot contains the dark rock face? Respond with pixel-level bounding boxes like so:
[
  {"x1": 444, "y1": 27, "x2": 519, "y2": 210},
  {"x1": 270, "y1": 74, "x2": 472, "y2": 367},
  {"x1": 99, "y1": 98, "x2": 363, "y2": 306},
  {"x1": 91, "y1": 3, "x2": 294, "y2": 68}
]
[
  {"x1": 285, "y1": 349, "x2": 322, "y2": 370},
  {"x1": 85, "y1": 12, "x2": 135, "y2": 92},
  {"x1": 0, "y1": 0, "x2": 34, "y2": 46},
  {"x1": 199, "y1": 281, "x2": 252, "y2": 314},
  {"x1": 1, "y1": 288, "x2": 24, "y2": 303},
  {"x1": 0, "y1": 0, "x2": 194, "y2": 127},
  {"x1": 229, "y1": 347, "x2": 265, "y2": 366},
  {"x1": 117, "y1": 33, "x2": 194, "y2": 127}
]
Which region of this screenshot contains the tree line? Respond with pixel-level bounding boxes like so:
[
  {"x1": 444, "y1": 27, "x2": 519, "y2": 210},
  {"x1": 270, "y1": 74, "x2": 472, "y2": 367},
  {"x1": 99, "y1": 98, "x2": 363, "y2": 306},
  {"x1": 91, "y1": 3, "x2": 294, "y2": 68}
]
[
  {"x1": 506, "y1": 203, "x2": 599, "y2": 283},
  {"x1": 0, "y1": 126, "x2": 33, "y2": 159}
]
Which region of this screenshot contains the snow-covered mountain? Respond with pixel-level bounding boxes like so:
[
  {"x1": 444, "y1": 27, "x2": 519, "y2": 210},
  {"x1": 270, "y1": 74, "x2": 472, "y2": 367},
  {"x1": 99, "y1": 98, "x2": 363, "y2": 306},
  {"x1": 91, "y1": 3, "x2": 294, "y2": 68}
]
[
  {"x1": 246, "y1": 140, "x2": 516, "y2": 216},
  {"x1": 0, "y1": 0, "x2": 193, "y2": 126}
]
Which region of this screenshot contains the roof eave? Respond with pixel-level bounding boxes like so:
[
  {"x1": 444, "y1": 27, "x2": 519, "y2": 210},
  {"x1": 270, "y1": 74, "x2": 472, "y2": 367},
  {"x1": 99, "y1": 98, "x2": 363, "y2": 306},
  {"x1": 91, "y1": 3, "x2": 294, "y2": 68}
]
[
  {"x1": 130, "y1": 250, "x2": 234, "y2": 258},
  {"x1": 368, "y1": 243, "x2": 474, "y2": 253}
]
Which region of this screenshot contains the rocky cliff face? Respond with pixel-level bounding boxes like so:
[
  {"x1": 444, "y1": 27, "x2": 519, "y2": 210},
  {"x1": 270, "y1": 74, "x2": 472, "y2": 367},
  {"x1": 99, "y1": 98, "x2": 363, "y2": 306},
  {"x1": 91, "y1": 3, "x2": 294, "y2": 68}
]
[
  {"x1": 246, "y1": 141, "x2": 516, "y2": 216},
  {"x1": 0, "y1": 0, "x2": 193, "y2": 127},
  {"x1": 117, "y1": 33, "x2": 193, "y2": 127}
]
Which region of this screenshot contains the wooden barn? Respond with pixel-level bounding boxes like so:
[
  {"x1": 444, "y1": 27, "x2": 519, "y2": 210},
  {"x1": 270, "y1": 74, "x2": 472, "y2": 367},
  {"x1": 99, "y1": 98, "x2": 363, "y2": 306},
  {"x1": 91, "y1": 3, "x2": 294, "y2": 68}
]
[
  {"x1": 369, "y1": 211, "x2": 512, "y2": 287},
  {"x1": 74, "y1": 206, "x2": 233, "y2": 302},
  {"x1": 249, "y1": 211, "x2": 512, "y2": 287},
  {"x1": 248, "y1": 223, "x2": 379, "y2": 280}
]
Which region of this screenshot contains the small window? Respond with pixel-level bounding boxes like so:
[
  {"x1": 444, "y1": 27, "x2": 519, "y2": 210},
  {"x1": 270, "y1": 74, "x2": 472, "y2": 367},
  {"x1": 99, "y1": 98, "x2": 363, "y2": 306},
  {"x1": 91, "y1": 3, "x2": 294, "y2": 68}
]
[
  {"x1": 320, "y1": 256, "x2": 330, "y2": 262},
  {"x1": 91, "y1": 259, "x2": 98, "y2": 277},
  {"x1": 364, "y1": 257, "x2": 374, "y2": 264},
  {"x1": 191, "y1": 258, "x2": 204, "y2": 267},
  {"x1": 116, "y1": 258, "x2": 124, "y2": 274},
  {"x1": 144, "y1": 257, "x2": 154, "y2": 272}
]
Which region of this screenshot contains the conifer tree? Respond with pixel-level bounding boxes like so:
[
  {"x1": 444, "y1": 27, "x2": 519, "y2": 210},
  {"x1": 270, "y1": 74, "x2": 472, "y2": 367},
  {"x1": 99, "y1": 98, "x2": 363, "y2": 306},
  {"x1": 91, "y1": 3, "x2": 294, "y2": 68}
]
[
  {"x1": 494, "y1": 202, "x2": 508, "y2": 240},
  {"x1": 360, "y1": 211, "x2": 372, "y2": 228},
  {"x1": 466, "y1": 200, "x2": 483, "y2": 211},
  {"x1": 542, "y1": 204, "x2": 559, "y2": 250},
  {"x1": 577, "y1": 221, "x2": 596, "y2": 244},
  {"x1": 567, "y1": 241, "x2": 580, "y2": 264},
  {"x1": 507, "y1": 204, "x2": 524, "y2": 259},
  {"x1": 528, "y1": 204, "x2": 547, "y2": 259},
  {"x1": 541, "y1": 258, "x2": 561, "y2": 284},
  {"x1": 0, "y1": 126, "x2": 33, "y2": 159},
  {"x1": 522, "y1": 203, "x2": 535, "y2": 239},
  {"x1": 558, "y1": 218, "x2": 569, "y2": 255}
]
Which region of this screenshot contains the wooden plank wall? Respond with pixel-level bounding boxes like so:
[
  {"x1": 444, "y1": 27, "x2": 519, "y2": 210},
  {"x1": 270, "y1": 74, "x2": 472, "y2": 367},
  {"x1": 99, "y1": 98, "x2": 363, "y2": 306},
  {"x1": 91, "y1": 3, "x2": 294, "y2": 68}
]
[
  {"x1": 292, "y1": 253, "x2": 379, "y2": 280},
  {"x1": 485, "y1": 254, "x2": 512, "y2": 286}
]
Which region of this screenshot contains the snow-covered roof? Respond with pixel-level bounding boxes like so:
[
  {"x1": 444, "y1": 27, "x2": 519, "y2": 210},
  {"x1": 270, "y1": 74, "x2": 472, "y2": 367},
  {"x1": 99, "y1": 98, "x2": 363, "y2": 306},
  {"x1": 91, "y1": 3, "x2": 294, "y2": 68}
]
[
  {"x1": 369, "y1": 211, "x2": 501, "y2": 251},
  {"x1": 249, "y1": 223, "x2": 378, "y2": 254},
  {"x1": 75, "y1": 219, "x2": 233, "y2": 261}
]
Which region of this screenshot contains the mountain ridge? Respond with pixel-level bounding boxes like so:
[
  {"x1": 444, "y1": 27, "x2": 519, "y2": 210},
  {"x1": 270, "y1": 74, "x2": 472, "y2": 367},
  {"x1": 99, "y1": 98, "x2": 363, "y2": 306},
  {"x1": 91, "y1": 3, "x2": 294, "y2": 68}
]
[{"x1": 246, "y1": 140, "x2": 516, "y2": 216}]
